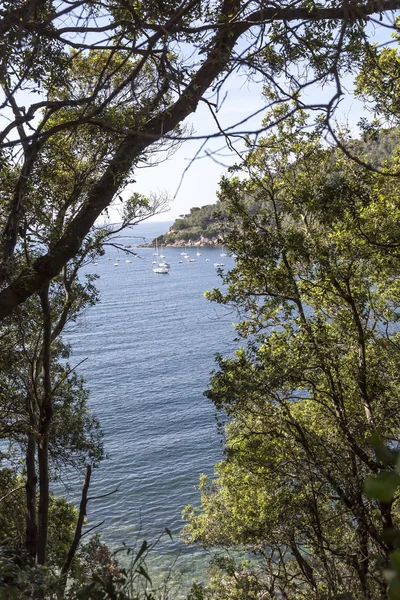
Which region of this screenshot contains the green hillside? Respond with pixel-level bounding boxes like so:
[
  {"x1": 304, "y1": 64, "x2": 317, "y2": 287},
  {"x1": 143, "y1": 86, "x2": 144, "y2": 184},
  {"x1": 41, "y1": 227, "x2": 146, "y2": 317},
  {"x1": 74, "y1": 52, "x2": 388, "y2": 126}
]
[
  {"x1": 154, "y1": 203, "x2": 226, "y2": 245},
  {"x1": 153, "y1": 129, "x2": 400, "y2": 247}
]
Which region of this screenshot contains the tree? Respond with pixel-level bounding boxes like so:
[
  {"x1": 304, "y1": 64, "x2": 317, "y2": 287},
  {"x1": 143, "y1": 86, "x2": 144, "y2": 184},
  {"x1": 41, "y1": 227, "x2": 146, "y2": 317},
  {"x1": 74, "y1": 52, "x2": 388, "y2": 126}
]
[
  {"x1": 183, "y1": 115, "x2": 400, "y2": 599},
  {"x1": 0, "y1": 263, "x2": 105, "y2": 567},
  {"x1": 0, "y1": 114, "x2": 150, "y2": 571},
  {"x1": 0, "y1": 40, "x2": 177, "y2": 568},
  {"x1": 0, "y1": 469, "x2": 79, "y2": 569},
  {"x1": 0, "y1": 0, "x2": 400, "y2": 320}
]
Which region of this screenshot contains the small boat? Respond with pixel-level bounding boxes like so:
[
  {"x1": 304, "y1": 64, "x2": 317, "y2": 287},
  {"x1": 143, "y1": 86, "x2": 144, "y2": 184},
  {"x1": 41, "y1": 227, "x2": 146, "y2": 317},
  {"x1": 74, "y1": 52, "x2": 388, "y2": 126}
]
[
  {"x1": 205, "y1": 259, "x2": 210, "y2": 262},
  {"x1": 178, "y1": 260, "x2": 183, "y2": 264},
  {"x1": 92, "y1": 261, "x2": 98, "y2": 265},
  {"x1": 196, "y1": 251, "x2": 201, "y2": 256},
  {"x1": 158, "y1": 244, "x2": 169, "y2": 265},
  {"x1": 114, "y1": 262, "x2": 119, "y2": 266},
  {"x1": 214, "y1": 262, "x2": 224, "y2": 267},
  {"x1": 125, "y1": 259, "x2": 132, "y2": 263},
  {"x1": 152, "y1": 240, "x2": 169, "y2": 273},
  {"x1": 187, "y1": 258, "x2": 196, "y2": 262}
]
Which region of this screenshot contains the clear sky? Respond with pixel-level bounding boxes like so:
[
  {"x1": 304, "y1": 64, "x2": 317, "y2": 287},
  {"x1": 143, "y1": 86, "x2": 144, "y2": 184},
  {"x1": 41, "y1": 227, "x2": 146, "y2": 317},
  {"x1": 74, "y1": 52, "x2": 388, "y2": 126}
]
[
  {"x1": 121, "y1": 78, "x2": 365, "y2": 223},
  {"x1": 122, "y1": 76, "x2": 268, "y2": 223}
]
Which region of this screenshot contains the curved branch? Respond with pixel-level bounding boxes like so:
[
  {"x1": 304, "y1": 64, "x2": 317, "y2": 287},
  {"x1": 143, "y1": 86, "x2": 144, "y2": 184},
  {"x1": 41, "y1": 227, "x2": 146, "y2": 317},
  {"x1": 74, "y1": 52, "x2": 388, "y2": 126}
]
[
  {"x1": 0, "y1": 0, "x2": 243, "y2": 321},
  {"x1": 0, "y1": 0, "x2": 399, "y2": 320}
]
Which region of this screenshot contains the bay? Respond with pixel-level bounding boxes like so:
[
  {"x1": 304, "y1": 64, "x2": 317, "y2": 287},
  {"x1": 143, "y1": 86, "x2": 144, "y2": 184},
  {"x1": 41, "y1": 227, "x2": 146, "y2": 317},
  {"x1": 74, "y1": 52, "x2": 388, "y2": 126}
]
[{"x1": 60, "y1": 221, "x2": 237, "y2": 588}]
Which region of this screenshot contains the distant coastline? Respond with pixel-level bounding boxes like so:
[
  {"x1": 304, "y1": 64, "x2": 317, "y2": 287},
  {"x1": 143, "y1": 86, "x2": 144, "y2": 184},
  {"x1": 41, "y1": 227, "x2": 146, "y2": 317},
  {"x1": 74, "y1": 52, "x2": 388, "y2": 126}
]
[
  {"x1": 139, "y1": 203, "x2": 224, "y2": 247},
  {"x1": 139, "y1": 237, "x2": 222, "y2": 248}
]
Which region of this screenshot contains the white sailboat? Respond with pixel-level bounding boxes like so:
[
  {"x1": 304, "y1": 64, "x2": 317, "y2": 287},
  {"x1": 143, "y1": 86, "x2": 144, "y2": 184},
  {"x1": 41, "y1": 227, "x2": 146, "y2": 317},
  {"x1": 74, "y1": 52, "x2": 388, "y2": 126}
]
[
  {"x1": 153, "y1": 241, "x2": 169, "y2": 274},
  {"x1": 158, "y1": 244, "x2": 170, "y2": 268}
]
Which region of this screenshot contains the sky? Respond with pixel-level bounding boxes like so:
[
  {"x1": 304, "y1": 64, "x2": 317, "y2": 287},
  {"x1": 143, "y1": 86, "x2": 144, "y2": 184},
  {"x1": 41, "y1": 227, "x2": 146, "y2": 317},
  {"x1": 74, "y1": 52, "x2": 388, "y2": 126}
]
[
  {"x1": 116, "y1": 58, "x2": 381, "y2": 224},
  {"x1": 115, "y1": 76, "x2": 268, "y2": 223},
  {"x1": 115, "y1": 16, "x2": 398, "y2": 225},
  {"x1": 2, "y1": 9, "x2": 397, "y2": 226},
  {"x1": 119, "y1": 80, "x2": 365, "y2": 223}
]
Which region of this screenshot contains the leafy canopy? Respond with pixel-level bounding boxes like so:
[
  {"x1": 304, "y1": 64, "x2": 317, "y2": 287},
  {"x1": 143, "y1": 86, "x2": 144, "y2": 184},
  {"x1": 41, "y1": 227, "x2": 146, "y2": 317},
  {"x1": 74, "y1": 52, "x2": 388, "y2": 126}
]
[{"x1": 184, "y1": 113, "x2": 400, "y2": 599}]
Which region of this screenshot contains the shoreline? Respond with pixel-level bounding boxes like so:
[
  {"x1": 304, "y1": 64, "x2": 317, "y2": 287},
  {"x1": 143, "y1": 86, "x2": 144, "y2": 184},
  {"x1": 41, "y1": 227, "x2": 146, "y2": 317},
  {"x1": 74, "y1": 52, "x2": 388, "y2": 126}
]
[{"x1": 138, "y1": 240, "x2": 224, "y2": 248}]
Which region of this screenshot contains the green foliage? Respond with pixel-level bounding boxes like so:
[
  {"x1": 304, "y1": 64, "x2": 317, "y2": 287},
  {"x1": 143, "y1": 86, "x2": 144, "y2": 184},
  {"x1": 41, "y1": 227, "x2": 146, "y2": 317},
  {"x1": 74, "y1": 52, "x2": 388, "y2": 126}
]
[
  {"x1": 364, "y1": 438, "x2": 400, "y2": 600},
  {"x1": 355, "y1": 44, "x2": 400, "y2": 121},
  {"x1": 184, "y1": 116, "x2": 400, "y2": 599},
  {"x1": 156, "y1": 195, "x2": 268, "y2": 246},
  {"x1": 156, "y1": 204, "x2": 227, "y2": 245},
  {"x1": 0, "y1": 297, "x2": 104, "y2": 472},
  {"x1": 0, "y1": 31, "x2": 172, "y2": 591},
  {"x1": 0, "y1": 530, "x2": 190, "y2": 600},
  {"x1": 0, "y1": 469, "x2": 78, "y2": 568},
  {"x1": 2, "y1": 2, "x2": 400, "y2": 596}
]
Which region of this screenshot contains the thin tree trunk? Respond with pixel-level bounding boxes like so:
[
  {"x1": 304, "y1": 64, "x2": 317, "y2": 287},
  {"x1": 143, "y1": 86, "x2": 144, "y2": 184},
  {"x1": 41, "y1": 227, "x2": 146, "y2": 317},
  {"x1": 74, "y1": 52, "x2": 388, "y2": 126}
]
[
  {"x1": 25, "y1": 416, "x2": 37, "y2": 560},
  {"x1": 60, "y1": 465, "x2": 92, "y2": 585},
  {"x1": 36, "y1": 283, "x2": 52, "y2": 565}
]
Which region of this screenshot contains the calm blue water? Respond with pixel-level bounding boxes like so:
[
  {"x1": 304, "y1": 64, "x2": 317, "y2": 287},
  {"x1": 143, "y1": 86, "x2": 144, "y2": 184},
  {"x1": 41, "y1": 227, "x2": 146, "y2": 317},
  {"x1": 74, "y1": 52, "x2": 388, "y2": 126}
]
[{"x1": 61, "y1": 222, "x2": 237, "y2": 587}]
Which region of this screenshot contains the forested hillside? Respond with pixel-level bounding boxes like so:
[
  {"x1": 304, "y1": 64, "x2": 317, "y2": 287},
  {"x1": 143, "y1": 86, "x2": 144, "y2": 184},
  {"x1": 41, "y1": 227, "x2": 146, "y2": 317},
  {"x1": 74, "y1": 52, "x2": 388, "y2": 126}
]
[
  {"x1": 154, "y1": 204, "x2": 225, "y2": 246},
  {"x1": 155, "y1": 128, "x2": 400, "y2": 247}
]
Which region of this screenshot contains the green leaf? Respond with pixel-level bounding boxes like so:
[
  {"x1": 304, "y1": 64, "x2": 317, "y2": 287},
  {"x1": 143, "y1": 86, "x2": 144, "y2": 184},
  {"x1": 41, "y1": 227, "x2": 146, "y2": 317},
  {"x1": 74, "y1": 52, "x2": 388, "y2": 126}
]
[
  {"x1": 392, "y1": 551, "x2": 400, "y2": 576},
  {"x1": 370, "y1": 432, "x2": 398, "y2": 467},
  {"x1": 381, "y1": 528, "x2": 400, "y2": 549},
  {"x1": 389, "y1": 576, "x2": 400, "y2": 600},
  {"x1": 365, "y1": 472, "x2": 400, "y2": 502},
  {"x1": 137, "y1": 565, "x2": 152, "y2": 584},
  {"x1": 132, "y1": 539, "x2": 148, "y2": 567}
]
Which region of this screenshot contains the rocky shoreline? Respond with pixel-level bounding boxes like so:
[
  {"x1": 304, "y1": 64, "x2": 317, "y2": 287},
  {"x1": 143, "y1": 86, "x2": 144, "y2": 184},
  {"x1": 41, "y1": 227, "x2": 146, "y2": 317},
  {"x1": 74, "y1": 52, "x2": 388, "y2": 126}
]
[{"x1": 140, "y1": 235, "x2": 222, "y2": 248}]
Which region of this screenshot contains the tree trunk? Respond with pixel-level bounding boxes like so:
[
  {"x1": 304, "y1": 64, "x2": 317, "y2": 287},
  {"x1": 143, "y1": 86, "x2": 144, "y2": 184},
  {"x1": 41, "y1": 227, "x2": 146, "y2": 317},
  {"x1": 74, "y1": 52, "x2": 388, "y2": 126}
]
[
  {"x1": 36, "y1": 283, "x2": 52, "y2": 566},
  {"x1": 25, "y1": 416, "x2": 37, "y2": 560},
  {"x1": 60, "y1": 465, "x2": 92, "y2": 586}
]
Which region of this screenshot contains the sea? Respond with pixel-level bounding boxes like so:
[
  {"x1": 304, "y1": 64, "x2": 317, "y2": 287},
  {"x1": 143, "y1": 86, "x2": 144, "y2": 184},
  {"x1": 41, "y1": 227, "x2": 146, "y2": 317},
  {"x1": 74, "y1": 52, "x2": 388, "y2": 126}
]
[{"x1": 60, "y1": 221, "x2": 239, "y2": 592}]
